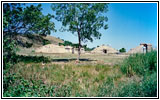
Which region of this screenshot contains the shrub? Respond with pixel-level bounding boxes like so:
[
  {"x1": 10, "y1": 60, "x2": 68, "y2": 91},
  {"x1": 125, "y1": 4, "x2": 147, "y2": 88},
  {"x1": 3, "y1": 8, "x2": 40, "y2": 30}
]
[
  {"x1": 3, "y1": 37, "x2": 51, "y2": 96},
  {"x1": 116, "y1": 81, "x2": 141, "y2": 97},
  {"x1": 25, "y1": 42, "x2": 33, "y2": 48},
  {"x1": 43, "y1": 39, "x2": 51, "y2": 45},
  {"x1": 54, "y1": 85, "x2": 72, "y2": 97},
  {"x1": 97, "y1": 77, "x2": 115, "y2": 97},
  {"x1": 17, "y1": 55, "x2": 51, "y2": 63},
  {"x1": 141, "y1": 72, "x2": 157, "y2": 97},
  {"x1": 3, "y1": 73, "x2": 72, "y2": 97},
  {"x1": 3, "y1": 36, "x2": 18, "y2": 70},
  {"x1": 25, "y1": 33, "x2": 34, "y2": 39},
  {"x1": 120, "y1": 51, "x2": 157, "y2": 76},
  {"x1": 3, "y1": 74, "x2": 52, "y2": 97},
  {"x1": 31, "y1": 50, "x2": 35, "y2": 53},
  {"x1": 97, "y1": 51, "x2": 157, "y2": 97},
  {"x1": 97, "y1": 72, "x2": 157, "y2": 97},
  {"x1": 117, "y1": 72, "x2": 157, "y2": 97},
  {"x1": 59, "y1": 43, "x2": 63, "y2": 46},
  {"x1": 119, "y1": 48, "x2": 126, "y2": 53}
]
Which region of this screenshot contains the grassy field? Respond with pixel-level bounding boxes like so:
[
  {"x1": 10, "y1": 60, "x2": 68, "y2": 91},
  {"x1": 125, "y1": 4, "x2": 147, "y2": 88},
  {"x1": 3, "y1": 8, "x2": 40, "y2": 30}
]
[
  {"x1": 10, "y1": 62, "x2": 122, "y2": 96},
  {"x1": 17, "y1": 48, "x2": 128, "y2": 65},
  {"x1": 3, "y1": 50, "x2": 157, "y2": 97}
]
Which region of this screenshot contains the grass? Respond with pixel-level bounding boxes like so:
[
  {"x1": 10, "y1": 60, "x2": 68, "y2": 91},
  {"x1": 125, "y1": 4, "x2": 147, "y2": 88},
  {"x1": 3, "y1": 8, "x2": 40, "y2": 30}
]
[
  {"x1": 121, "y1": 50, "x2": 157, "y2": 76},
  {"x1": 98, "y1": 50, "x2": 157, "y2": 97},
  {"x1": 10, "y1": 63, "x2": 120, "y2": 96},
  {"x1": 17, "y1": 51, "x2": 127, "y2": 65},
  {"x1": 3, "y1": 51, "x2": 157, "y2": 97}
]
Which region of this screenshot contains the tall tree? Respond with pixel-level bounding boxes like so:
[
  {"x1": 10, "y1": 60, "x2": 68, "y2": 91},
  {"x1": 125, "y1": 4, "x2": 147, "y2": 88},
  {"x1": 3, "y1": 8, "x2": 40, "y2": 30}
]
[
  {"x1": 51, "y1": 3, "x2": 109, "y2": 61},
  {"x1": 3, "y1": 3, "x2": 56, "y2": 68},
  {"x1": 3, "y1": 3, "x2": 56, "y2": 38}
]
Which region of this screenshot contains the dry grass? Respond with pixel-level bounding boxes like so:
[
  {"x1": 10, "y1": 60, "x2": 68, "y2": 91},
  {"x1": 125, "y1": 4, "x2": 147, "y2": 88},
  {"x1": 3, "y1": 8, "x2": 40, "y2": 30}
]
[
  {"x1": 43, "y1": 35, "x2": 64, "y2": 45},
  {"x1": 17, "y1": 50, "x2": 128, "y2": 65},
  {"x1": 11, "y1": 62, "x2": 127, "y2": 96},
  {"x1": 14, "y1": 48, "x2": 130, "y2": 96},
  {"x1": 5, "y1": 51, "x2": 157, "y2": 97}
]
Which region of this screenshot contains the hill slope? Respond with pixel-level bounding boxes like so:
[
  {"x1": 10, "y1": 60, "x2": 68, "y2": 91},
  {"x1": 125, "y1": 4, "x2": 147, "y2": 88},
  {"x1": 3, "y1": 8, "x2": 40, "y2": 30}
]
[
  {"x1": 15, "y1": 34, "x2": 64, "y2": 55},
  {"x1": 16, "y1": 34, "x2": 64, "y2": 48}
]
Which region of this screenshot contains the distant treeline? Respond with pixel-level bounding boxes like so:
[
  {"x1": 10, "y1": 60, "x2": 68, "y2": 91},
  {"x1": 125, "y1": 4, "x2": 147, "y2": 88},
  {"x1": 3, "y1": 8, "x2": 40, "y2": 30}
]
[{"x1": 59, "y1": 40, "x2": 95, "y2": 51}]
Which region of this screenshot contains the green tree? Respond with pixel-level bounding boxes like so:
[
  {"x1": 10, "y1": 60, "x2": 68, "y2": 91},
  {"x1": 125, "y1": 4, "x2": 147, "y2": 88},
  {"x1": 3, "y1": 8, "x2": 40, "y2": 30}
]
[
  {"x1": 3, "y1": 3, "x2": 21, "y2": 69},
  {"x1": 51, "y1": 3, "x2": 109, "y2": 61},
  {"x1": 119, "y1": 48, "x2": 126, "y2": 53},
  {"x1": 3, "y1": 3, "x2": 56, "y2": 38},
  {"x1": 22, "y1": 4, "x2": 56, "y2": 36},
  {"x1": 3, "y1": 3, "x2": 56, "y2": 66},
  {"x1": 3, "y1": 3, "x2": 56, "y2": 68}
]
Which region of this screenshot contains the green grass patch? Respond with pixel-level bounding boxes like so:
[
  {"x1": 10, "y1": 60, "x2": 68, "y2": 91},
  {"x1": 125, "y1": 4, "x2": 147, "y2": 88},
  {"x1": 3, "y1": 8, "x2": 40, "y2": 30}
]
[{"x1": 121, "y1": 51, "x2": 157, "y2": 77}]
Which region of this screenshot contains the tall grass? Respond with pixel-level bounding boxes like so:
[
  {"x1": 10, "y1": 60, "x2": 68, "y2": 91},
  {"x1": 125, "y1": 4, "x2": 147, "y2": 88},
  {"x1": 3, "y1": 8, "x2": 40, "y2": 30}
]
[
  {"x1": 120, "y1": 50, "x2": 157, "y2": 76},
  {"x1": 3, "y1": 51, "x2": 157, "y2": 97},
  {"x1": 98, "y1": 51, "x2": 157, "y2": 97}
]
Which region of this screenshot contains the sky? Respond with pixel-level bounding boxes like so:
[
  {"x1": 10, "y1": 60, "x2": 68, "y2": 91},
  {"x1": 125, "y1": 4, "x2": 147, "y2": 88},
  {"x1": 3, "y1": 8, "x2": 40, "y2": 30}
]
[{"x1": 28, "y1": 3, "x2": 157, "y2": 51}]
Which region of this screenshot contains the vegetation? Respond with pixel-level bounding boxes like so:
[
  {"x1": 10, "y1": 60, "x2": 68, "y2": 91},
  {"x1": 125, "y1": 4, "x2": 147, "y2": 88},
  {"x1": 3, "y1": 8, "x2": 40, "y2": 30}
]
[
  {"x1": 121, "y1": 51, "x2": 157, "y2": 76},
  {"x1": 59, "y1": 40, "x2": 75, "y2": 47},
  {"x1": 42, "y1": 39, "x2": 51, "y2": 45},
  {"x1": 3, "y1": 73, "x2": 72, "y2": 97},
  {"x1": 98, "y1": 72, "x2": 157, "y2": 97},
  {"x1": 3, "y1": 3, "x2": 55, "y2": 36},
  {"x1": 3, "y1": 3, "x2": 157, "y2": 97},
  {"x1": 51, "y1": 3, "x2": 109, "y2": 61},
  {"x1": 119, "y1": 48, "x2": 126, "y2": 53},
  {"x1": 3, "y1": 51, "x2": 157, "y2": 97},
  {"x1": 25, "y1": 42, "x2": 33, "y2": 48},
  {"x1": 3, "y1": 3, "x2": 54, "y2": 49},
  {"x1": 98, "y1": 51, "x2": 157, "y2": 97},
  {"x1": 59, "y1": 40, "x2": 95, "y2": 51},
  {"x1": 84, "y1": 47, "x2": 95, "y2": 51},
  {"x1": 3, "y1": 3, "x2": 54, "y2": 97}
]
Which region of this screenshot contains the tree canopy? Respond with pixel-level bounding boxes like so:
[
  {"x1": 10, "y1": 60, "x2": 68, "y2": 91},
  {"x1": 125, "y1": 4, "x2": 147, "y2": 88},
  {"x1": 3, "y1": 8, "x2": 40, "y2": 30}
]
[
  {"x1": 3, "y1": 3, "x2": 56, "y2": 68},
  {"x1": 51, "y1": 3, "x2": 108, "y2": 42},
  {"x1": 51, "y1": 3, "x2": 109, "y2": 60},
  {"x1": 3, "y1": 3, "x2": 56, "y2": 36}
]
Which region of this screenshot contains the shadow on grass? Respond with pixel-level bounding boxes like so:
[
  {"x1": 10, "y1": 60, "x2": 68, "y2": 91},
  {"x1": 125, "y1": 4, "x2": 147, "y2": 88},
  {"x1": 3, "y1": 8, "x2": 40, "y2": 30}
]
[
  {"x1": 52, "y1": 58, "x2": 97, "y2": 62},
  {"x1": 16, "y1": 55, "x2": 51, "y2": 63},
  {"x1": 16, "y1": 55, "x2": 96, "y2": 63}
]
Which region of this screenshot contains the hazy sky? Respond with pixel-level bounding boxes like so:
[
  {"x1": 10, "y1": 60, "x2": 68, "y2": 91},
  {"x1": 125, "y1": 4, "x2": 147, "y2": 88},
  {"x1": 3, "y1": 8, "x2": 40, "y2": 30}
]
[{"x1": 28, "y1": 3, "x2": 157, "y2": 51}]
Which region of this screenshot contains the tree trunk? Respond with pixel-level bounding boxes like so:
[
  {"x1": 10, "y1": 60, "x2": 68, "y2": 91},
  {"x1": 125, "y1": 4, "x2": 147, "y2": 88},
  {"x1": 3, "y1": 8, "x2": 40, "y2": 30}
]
[{"x1": 77, "y1": 31, "x2": 81, "y2": 61}]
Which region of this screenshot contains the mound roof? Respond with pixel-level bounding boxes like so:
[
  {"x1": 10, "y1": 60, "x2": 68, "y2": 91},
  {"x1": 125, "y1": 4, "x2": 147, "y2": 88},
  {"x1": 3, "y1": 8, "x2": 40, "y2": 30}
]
[
  {"x1": 35, "y1": 44, "x2": 68, "y2": 53},
  {"x1": 91, "y1": 45, "x2": 118, "y2": 54}
]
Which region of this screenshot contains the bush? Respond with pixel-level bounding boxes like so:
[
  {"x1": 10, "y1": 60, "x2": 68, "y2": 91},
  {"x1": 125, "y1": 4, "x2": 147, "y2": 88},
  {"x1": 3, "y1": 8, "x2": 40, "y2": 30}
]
[
  {"x1": 3, "y1": 73, "x2": 72, "y2": 97},
  {"x1": 31, "y1": 50, "x2": 35, "y2": 53},
  {"x1": 97, "y1": 72, "x2": 157, "y2": 97},
  {"x1": 119, "y1": 48, "x2": 126, "y2": 53},
  {"x1": 17, "y1": 55, "x2": 51, "y2": 63},
  {"x1": 141, "y1": 72, "x2": 157, "y2": 97},
  {"x1": 25, "y1": 33, "x2": 34, "y2": 39},
  {"x1": 3, "y1": 36, "x2": 51, "y2": 96},
  {"x1": 120, "y1": 51, "x2": 157, "y2": 76},
  {"x1": 25, "y1": 42, "x2": 33, "y2": 48},
  {"x1": 54, "y1": 85, "x2": 72, "y2": 97},
  {"x1": 3, "y1": 73, "x2": 52, "y2": 97},
  {"x1": 97, "y1": 77, "x2": 115, "y2": 97},
  {"x1": 97, "y1": 51, "x2": 157, "y2": 97},
  {"x1": 117, "y1": 72, "x2": 157, "y2": 97},
  {"x1": 59, "y1": 43, "x2": 63, "y2": 46},
  {"x1": 3, "y1": 36, "x2": 20, "y2": 96},
  {"x1": 3, "y1": 37, "x2": 18, "y2": 70},
  {"x1": 43, "y1": 39, "x2": 51, "y2": 45}
]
